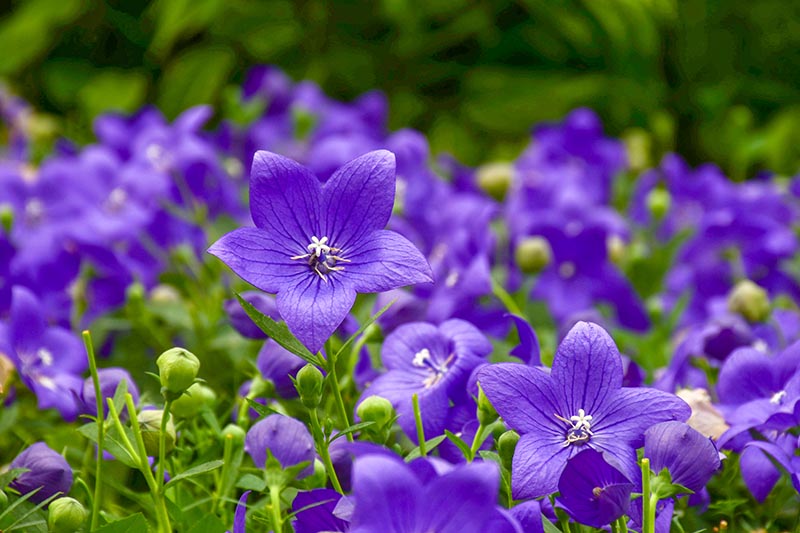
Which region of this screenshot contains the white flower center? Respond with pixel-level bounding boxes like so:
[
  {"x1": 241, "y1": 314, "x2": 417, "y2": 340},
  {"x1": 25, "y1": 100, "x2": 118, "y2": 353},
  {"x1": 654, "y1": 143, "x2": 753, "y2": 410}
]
[
  {"x1": 770, "y1": 390, "x2": 787, "y2": 405},
  {"x1": 412, "y1": 348, "x2": 455, "y2": 388},
  {"x1": 555, "y1": 408, "x2": 593, "y2": 446},
  {"x1": 37, "y1": 348, "x2": 53, "y2": 366},
  {"x1": 290, "y1": 235, "x2": 349, "y2": 282}
]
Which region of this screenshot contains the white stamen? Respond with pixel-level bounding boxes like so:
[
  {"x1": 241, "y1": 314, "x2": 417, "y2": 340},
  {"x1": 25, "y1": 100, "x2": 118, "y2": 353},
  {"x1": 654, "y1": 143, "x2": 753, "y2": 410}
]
[
  {"x1": 37, "y1": 348, "x2": 53, "y2": 366},
  {"x1": 307, "y1": 236, "x2": 331, "y2": 257},
  {"x1": 412, "y1": 348, "x2": 432, "y2": 367},
  {"x1": 445, "y1": 270, "x2": 459, "y2": 288},
  {"x1": 37, "y1": 375, "x2": 57, "y2": 390},
  {"x1": 770, "y1": 390, "x2": 787, "y2": 405},
  {"x1": 555, "y1": 408, "x2": 594, "y2": 447},
  {"x1": 290, "y1": 236, "x2": 349, "y2": 281},
  {"x1": 25, "y1": 198, "x2": 44, "y2": 223}
]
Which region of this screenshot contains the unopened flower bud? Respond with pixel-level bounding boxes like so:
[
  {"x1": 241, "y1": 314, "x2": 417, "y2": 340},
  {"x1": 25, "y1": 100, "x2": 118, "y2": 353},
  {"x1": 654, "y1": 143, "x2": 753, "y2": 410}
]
[
  {"x1": 497, "y1": 430, "x2": 520, "y2": 471},
  {"x1": 727, "y1": 280, "x2": 770, "y2": 323},
  {"x1": 357, "y1": 395, "x2": 395, "y2": 429},
  {"x1": 171, "y1": 382, "x2": 217, "y2": 418},
  {"x1": 646, "y1": 188, "x2": 671, "y2": 221},
  {"x1": 0, "y1": 204, "x2": 13, "y2": 234},
  {"x1": 295, "y1": 364, "x2": 324, "y2": 409},
  {"x1": 221, "y1": 424, "x2": 246, "y2": 447},
  {"x1": 306, "y1": 459, "x2": 328, "y2": 488},
  {"x1": 476, "y1": 162, "x2": 513, "y2": 201},
  {"x1": 157, "y1": 347, "x2": 200, "y2": 398},
  {"x1": 477, "y1": 385, "x2": 498, "y2": 426},
  {"x1": 607, "y1": 235, "x2": 626, "y2": 264},
  {"x1": 137, "y1": 410, "x2": 176, "y2": 456},
  {"x1": 48, "y1": 497, "x2": 87, "y2": 533},
  {"x1": 515, "y1": 236, "x2": 552, "y2": 274}
]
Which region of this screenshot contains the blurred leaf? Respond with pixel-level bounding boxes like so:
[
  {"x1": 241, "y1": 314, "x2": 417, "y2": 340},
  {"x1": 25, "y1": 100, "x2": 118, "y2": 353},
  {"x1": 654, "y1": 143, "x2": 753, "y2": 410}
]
[
  {"x1": 157, "y1": 45, "x2": 235, "y2": 119},
  {"x1": 78, "y1": 70, "x2": 148, "y2": 119},
  {"x1": 148, "y1": 0, "x2": 224, "y2": 58},
  {"x1": 164, "y1": 460, "x2": 224, "y2": 490},
  {"x1": 40, "y1": 59, "x2": 95, "y2": 108},
  {"x1": 95, "y1": 513, "x2": 150, "y2": 533}
]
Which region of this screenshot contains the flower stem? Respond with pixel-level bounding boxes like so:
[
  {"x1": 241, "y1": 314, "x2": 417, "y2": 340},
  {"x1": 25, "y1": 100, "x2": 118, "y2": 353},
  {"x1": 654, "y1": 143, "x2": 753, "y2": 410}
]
[
  {"x1": 157, "y1": 399, "x2": 174, "y2": 495},
  {"x1": 412, "y1": 393, "x2": 427, "y2": 457},
  {"x1": 468, "y1": 423, "x2": 487, "y2": 461},
  {"x1": 641, "y1": 457, "x2": 654, "y2": 533},
  {"x1": 269, "y1": 484, "x2": 283, "y2": 533},
  {"x1": 325, "y1": 350, "x2": 353, "y2": 442},
  {"x1": 82, "y1": 330, "x2": 104, "y2": 531},
  {"x1": 491, "y1": 279, "x2": 523, "y2": 316},
  {"x1": 309, "y1": 409, "x2": 344, "y2": 494},
  {"x1": 616, "y1": 516, "x2": 629, "y2": 533}
]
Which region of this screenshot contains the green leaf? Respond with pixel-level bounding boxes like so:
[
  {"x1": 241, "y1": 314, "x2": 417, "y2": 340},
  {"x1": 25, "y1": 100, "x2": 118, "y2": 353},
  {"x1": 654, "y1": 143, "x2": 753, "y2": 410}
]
[
  {"x1": 164, "y1": 460, "x2": 224, "y2": 490},
  {"x1": 404, "y1": 435, "x2": 446, "y2": 461},
  {"x1": 78, "y1": 422, "x2": 139, "y2": 468},
  {"x1": 0, "y1": 468, "x2": 28, "y2": 490},
  {"x1": 157, "y1": 44, "x2": 234, "y2": 119},
  {"x1": 542, "y1": 516, "x2": 562, "y2": 533},
  {"x1": 235, "y1": 293, "x2": 320, "y2": 365},
  {"x1": 329, "y1": 421, "x2": 376, "y2": 443},
  {"x1": 78, "y1": 70, "x2": 148, "y2": 119},
  {"x1": 94, "y1": 513, "x2": 151, "y2": 533},
  {"x1": 334, "y1": 299, "x2": 396, "y2": 360},
  {"x1": 236, "y1": 473, "x2": 267, "y2": 492},
  {"x1": 444, "y1": 429, "x2": 472, "y2": 460},
  {"x1": 245, "y1": 398, "x2": 280, "y2": 420}
]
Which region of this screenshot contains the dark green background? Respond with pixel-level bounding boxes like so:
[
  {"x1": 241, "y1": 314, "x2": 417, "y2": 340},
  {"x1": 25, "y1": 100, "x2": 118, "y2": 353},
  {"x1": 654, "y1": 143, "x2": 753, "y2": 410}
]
[{"x1": 3, "y1": 0, "x2": 800, "y2": 178}]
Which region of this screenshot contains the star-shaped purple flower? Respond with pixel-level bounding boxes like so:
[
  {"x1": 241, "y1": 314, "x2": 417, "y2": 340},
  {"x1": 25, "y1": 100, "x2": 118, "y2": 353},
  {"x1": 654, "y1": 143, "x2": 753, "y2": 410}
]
[
  {"x1": 208, "y1": 150, "x2": 432, "y2": 353},
  {"x1": 478, "y1": 321, "x2": 690, "y2": 499}
]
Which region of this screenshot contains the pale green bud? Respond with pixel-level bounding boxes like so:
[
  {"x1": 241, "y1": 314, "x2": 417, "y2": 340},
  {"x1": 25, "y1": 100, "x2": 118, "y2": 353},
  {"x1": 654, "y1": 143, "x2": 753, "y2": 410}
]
[
  {"x1": 295, "y1": 364, "x2": 324, "y2": 409},
  {"x1": 476, "y1": 162, "x2": 513, "y2": 201},
  {"x1": 728, "y1": 280, "x2": 771, "y2": 323},
  {"x1": 515, "y1": 236, "x2": 552, "y2": 274},
  {"x1": 171, "y1": 382, "x2": 217, "y2": 418},
  {"x1": 137, "y1": 409, "x2": 176, "y2": 456},
  {"x1": 47, "y1": 497, "x2": 87, "y2": 533},
  {"x1": 157, "y1": 347, "x2": 200, "y2": 397}
]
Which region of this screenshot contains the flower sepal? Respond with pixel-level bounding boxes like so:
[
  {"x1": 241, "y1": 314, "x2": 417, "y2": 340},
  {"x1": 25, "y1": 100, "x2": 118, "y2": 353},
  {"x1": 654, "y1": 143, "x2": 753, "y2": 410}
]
[
  {"x1": 263, "y1": 450, "x2": 312, "y2": 489},
  {"x1": 650, "y1": 467, "x2": 694, "y2": 499}
]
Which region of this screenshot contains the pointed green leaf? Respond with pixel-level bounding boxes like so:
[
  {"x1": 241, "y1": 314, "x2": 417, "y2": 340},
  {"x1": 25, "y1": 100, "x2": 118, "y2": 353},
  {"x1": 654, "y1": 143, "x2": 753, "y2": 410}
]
[{"x1": 164, "y1": 460, "x2": 224, "y2": 490}]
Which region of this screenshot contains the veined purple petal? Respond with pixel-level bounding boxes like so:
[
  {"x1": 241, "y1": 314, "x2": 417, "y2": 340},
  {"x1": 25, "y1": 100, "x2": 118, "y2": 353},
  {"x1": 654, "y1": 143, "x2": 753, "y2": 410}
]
[
  {"x1": 381, "y1": 322, "x2": 447, "y2": 373},
  {"x1": 249, "y1": 151, "x2": 322, "y2": 248},
  {"x1": 349, "y1": 456, "x2": 421, "y2": 533},
  {"x1": 512, "y1": 432, "x2": 576, "y2": 499},
  {"x1": 644, "y1": 421, "x2": 721, "y2": 492},
  {"x1": 208, "y1": 228, "x2": 307, "y2": 294},
  {"x1": 439, "y1": 319, "x2": 493, "y2": 360},
  {"x1": 509, "y1": 500, "x2": 545, "y2": 533},
  {"x1": 420, "y1": 462, "x2": 501, "y2": 533},
  {"x1": 231, "y1": 490, "x2": 250, "y2": 533},
  {"x1": 321, "y1": 150, "x2": 396, "y2": 251},
  {"x1": 343, "y1": 230, "x2": 433, "y2": 293},
  {"x1": 292, "y1": 488, "x2": 347, "y2": 533},
  {"x1": 550, "y1": 322, "x2": 623, "y2": 415},
  {"x1": 740, "y1": 444, "x2": 782, "y2": 502},
  {"x1": 276, "y1": 276, "x2": 357, "y2": 354},
  {"x1": 717, "y1": 348, "x2": 777, "y2": 406},
  {"x1": 477, "y1": 363, "x2": 563, "y2": 436},
  {"x1": 508, "y1": 314, "x2": 541, "y2": 365},
  {"x1": 244, "y1": 414, "x2": 315, "y2": 477}
]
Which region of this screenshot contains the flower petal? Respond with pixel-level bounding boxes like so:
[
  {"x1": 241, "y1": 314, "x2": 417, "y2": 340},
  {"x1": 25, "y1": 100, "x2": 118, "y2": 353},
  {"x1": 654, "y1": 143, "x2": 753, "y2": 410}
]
[
  {"x1": 277, "y1": 276, "x2": 357, "y2": 354},
  {"x1": 349, "y1": 456, "x2": 420, "y2": 533},
  {"x1": 421, "y1": 462, "x2": 501, "y2": 533},
  {"x1": 249, "y1": 151, "x2": 322, "y2": 249},
  {"x1": 381, "y1": 322, "x2": 446, "y2": 372},
  {"x1": 208, "y1": 227, "x2": 307, "y2": 293},
  {"x1": 343, "y1": 230, "x2": 433, "y2": 293},
  {"x1": 321, "y1": 150, "x2": 396, "y2": 251},
  {"x1": 477, "y1": 363, "x2": 563, "y2": 436},
  {"x1": 512, "y1": 431, "x2": 576, "y2": 499},
  {"x1": 717, "y1": 348, "x2": 778, "y2": 406},
  {"x1": 550, "y1": 321, "x2": 623, "y2": 415},
  {"x1": 9, "y1": 286, "x2": 46, "y2": 356}
]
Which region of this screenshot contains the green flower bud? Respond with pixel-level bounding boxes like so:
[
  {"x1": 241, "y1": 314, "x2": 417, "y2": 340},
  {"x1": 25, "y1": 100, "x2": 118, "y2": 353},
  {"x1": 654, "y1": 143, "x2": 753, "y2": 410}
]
[
  {"x1": 221, "y1": 424, "x2": 246, "y2": 447},
  {"x1": 357, "y1": 395, "x2": 395, "y2": 429},
  {"x1": 497, "y1": 430, "x2": 520, "y2": 471},
  {"x1": 306, "y1": 459, "x2": 328, "y2": 488},
  {"x1": 728, "y1": 280, "x2": 771, "y2": 323},
  {"x1": 47, "y1": 497, "x2": 87, "y2": 533},
  {"x1": 157, "y1": 347, "x2": 200, "y2": 398},
  {"x1": 607, "y1": 235, "x2": 626, "y2": 265},
  {"x1": 295, "y1": 364, "x2": 324, "y2": 409},
  {"x1": 476, "y1": 162, "x2": 513, "y2": 201},
  {"x1": 137, "y1": 409, "x2": 176, "y2": 457},
  {"x1": 248, "y1": 375, "x2": 275, "y2": 399},
  {"x1": 477, "y1": 385, "x2": 498, "y2": 426},
  {"x1": 646, "y1": 188, "x2": 671, "y2": 221},
  {"x1": 171, "y1": 382, "x2": 217, "y2": 418},
  {"x1": 623, "y1": 128, "x2": 651, "y2": 172},
  {"x1": 515, "y1": 236, "x2": 552, "y2": 274},
  {"x1": 0, "y1": 204, "x2": 13, "y2": 234}
]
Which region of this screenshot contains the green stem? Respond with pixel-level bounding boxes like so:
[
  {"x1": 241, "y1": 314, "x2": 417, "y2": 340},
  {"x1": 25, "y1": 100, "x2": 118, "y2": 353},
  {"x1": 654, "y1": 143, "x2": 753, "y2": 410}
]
[
  {"x1": 491, "y1": 279, "x2": 523, "y2": 316},
  {"x1": 559, "y1": 514, "x2": 572, "y2": 533},
  {"x1": 157, "y1": 399, "x2": 174, "y2": 495},
  {"x1": 309, "y1": 409, "x2": 344, "y2": 494},
  {"x1": 82, "y1": 330, "x2": 104, "y2": 532},
  {"x1": 468, "y1": 423, "x2": 486, "y2": 461},
  {"x1": 616, "y1": 516, "x2": 629, "y2": 533},
  {"x1": 412, "y1": 393, "x2": 427, "y2": 457},
  {"x1": 325, "y1": 351, "x2": 353, "y2": 441},
  {"x1": 269, "y1": 485, "x2": 283, "y2": 533},
  {"x1": 641, "y1": 458, "x2": 654, "y2": 533},
  {"x1": 213, "y1": 433, "x2": 235, "y2": 513},
  {"x1": 125, "y1": 394, "x2": 172, "y2": 533},
  {"x1": 610, "y1": 520, "x2": 619, "y2": 533}
]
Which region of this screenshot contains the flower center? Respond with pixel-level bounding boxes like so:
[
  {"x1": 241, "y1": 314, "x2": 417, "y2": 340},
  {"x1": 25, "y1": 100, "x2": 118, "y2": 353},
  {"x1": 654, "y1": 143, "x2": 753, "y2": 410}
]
[
  {"x1": 555, "y1": 408, "x2": 593, "y2": 447},
  {"x1": 770, "y1": 390, "x2": 787, "y2": 405},
  {"x1": 290, "y1": 235, "x2": 350, "y2": 282},
  {"x1": 412, "y1": 348, "x2": 455, "y2": 388}
]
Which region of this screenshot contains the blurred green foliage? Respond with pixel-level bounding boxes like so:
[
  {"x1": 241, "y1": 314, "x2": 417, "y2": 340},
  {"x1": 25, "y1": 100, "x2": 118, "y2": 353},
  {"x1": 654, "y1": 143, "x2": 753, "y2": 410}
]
[{"x1": 3, "y1": 0, "x2": 800, "y2": 177}]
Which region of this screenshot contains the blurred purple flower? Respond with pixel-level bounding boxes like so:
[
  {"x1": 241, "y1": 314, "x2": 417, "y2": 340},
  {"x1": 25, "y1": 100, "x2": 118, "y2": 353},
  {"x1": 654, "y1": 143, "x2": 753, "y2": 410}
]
[
  {"x1": 79, "y1": 367, "x2": 140, "y2": 417},
  {"x1": 244, "y1": 414, "x2": 315, "y2": 478},
  {"x1": 9, "y1": 442, "x2": 73, "y2": 504}
]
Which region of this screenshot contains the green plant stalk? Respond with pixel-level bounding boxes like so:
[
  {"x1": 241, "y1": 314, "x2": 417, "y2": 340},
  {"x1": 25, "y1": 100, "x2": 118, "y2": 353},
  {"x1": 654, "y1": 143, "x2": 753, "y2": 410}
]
[
  {"x1": 213, "y1": 433, "x2": 235, "y2": 514},
  {"x1": 325, "y1": 350, "x2": 353, "y2": 442},
  {"x1": 468, "y1": 423, "x2": 487, "y2": 462},
  {"x1": 123, "y1": 394, "x2": 172, "y2": 533},
  {"x1": 157, "y1": 399, "x2": 174, "y2": 496},
  {"x1": 616, "y1": 516, "x2": 629, "y2": 533},
  {"x1": 309, "y1": 409, "x2": 344, "y2": 494},
  {"x1": 269, "y1": 484, "x2": 283, "y2": 533},
  {"x1": 82, "y1": 330, "x2": 104, "y2": 531},
  {"x1": 412, "y1": 393, "x2": 427, "y2": 457},
  {"x1": 641, "y1": 458, "x2": 654, "y2": 533},
  {"x1": 491, "y1": 279, "x2": 524, "y2": 316}
]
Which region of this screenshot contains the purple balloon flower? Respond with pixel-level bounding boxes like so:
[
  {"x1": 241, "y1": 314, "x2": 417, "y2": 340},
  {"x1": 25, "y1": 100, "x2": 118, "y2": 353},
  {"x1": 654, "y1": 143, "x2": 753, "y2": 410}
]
[
  {"x1": 292, "y1": 488, "x2": 348, "y2": 533},
  {"x1": 359, "y1": 319, "x2": 492, "y2": 442},
  {"x1": 244, "y1": 414, "x2": 315, "y2": 478},
  {"x1": 348, "y1": 455, "x2": 520, "y2": 533},
  {"x1": 644, "y1": 421, "x2": 721, "y2": 493},
  {"x1": 208, "y1": 150, "x2": 433, "y2": 353},
  {"x1": 478, "y1": 321, "x2": 690, "y2": 498},
  {"x1": 9, "y1": 442, "x2": 73, "y2": 504},
  {"x1": 557, "y1": 448, "x2": 634, "y2": 528},
  {"x1": 79, "y1": 367, "x2": 140, "y2": 417}
]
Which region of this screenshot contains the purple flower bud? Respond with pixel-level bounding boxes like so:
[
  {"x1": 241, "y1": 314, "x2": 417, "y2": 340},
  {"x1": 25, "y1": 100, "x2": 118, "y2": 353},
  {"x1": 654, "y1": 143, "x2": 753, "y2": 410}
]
[
  {"x1": 9, "y1": 442, "x2": 73, "y2": 503},
  {"x1": 80, "y1": 367, "x2": 140, "y2": 417},
  {"x1": 244, "y1": 414, "x2": 314, "y2": 478},
  {"x1": 644, "y1": 421, "x2": 722, "y2": 493}
]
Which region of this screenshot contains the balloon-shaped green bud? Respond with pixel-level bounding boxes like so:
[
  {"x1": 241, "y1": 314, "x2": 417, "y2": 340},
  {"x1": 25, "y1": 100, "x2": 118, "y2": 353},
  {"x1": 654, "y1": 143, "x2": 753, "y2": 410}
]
[
  {"x1": 728, "y1": 280, "x2": 770, "y2": 323},
  {"x1": 221, "y1": 424, "x2": 246, "y2": 447},
  {"x1": 157, "y1": 347, "x2": 200, "y2": 398},
  {"x1": 171, "y1": 382, "x2": 217, "y2": 418},
  {"x1": 515, "y1": 236, "x2": 552, "y2": 274},
  {"x1": 497, "y1": 430, "x2": 520, "y2": 471},
  {"x1": 476, "y1": 162, "x2": 514, "y2": 201},
  {"x1": 137, "y1": 409, "x2": 175, "y2": 456},
  {"x1": 646, "y1": 188, "x2": 671, "y2": 221},
  {"x1": 357, "y1": 395, "x2": 395, "y2": 430},
  {"x1": 295, "y1": 364, "x2": 324, "y2": 409},
  {"x1": 48, "y1": 497, "x2": 87, "y2": 533}
]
